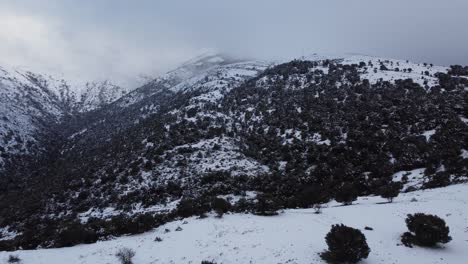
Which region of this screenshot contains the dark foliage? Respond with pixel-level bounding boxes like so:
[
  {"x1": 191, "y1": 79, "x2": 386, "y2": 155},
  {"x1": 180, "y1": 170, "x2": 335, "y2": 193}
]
[
  {"x1": 448, "y1": 65, "x2": 468, "y2": 76},
  {"x1": 211, "y1": 197, "x2": 231, "y2": 217},
  {"x1": 7, "y1": 255, "x2": 21, "y2": 263},
  {"x1": 321, "y1": 224, "x2": 370, "y2": 263},
  {"x1": 424, "y1": 172, "x2": 451, "y2": 189},
  {"x1": 378, "y1": 182, "x2": 403, "y2": 202},
  {"x1": 176, "y1": 198, "x2": 198, "y2": 218},
  {"x1": 56, "y1": 221, "x2": 99, "y2": 247},
  {"x1": 335, "y1": 183, "x2": 358, "y2": 205},
  {"x1": 296, "y1": 184, "x2": 331, "y2": 208},
  {"x1": 401, "y1": 213, "x2": 451, "y2": 247},
  {"x1": 176, "y1": 198, "x2": 210, "y2": 219},
  {"x1": 254, "y1": 193, "x2": 280, "y2": 216}
]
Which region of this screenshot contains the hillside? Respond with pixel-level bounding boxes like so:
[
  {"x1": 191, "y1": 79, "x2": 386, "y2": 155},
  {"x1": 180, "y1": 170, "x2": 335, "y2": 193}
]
[
  {"x1": 1, "y1": 183, "x2": 467, "y2": 263},
  {"x1": 0, "y1": 65, "x2": 128, "y2": 170},
  {"x1": 0, "y1": 54, "x2": 466, "y2": 252}
]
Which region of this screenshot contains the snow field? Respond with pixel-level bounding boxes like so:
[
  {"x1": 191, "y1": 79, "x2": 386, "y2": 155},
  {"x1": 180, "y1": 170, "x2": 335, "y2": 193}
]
[{"x1": 2, "y1": 184, "x2": 467, "y2": 264}]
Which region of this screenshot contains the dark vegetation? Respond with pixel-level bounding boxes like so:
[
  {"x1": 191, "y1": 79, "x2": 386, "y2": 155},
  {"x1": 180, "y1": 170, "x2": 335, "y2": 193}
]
[
  {"x1": 0, "y1": 59, "x2": 466, "y2": 250},
  {"x1": 334, "y1": 182, "x2": 358, "y2": 206},
  {"x1": 116, "y1": 247, "x2": 136, "y2": 264},
  {"x1": 211, "y1": 197, "x2": 231, "y2": 217},
  {"x1": 448, "y1": 65, "x2": 468, "y2": 76},
  {"x1": 7, "y1": 255, "x2": 21, "y2": 263},
  {"x1": 378, "y1": 181, "x2": 403, "y2": 203},
  {"x1": 401, "y1": 213, "x2": 452, "y2": 247},
  {"x1": 321, "y1": 224, "x2": 370, "y2": 263}
]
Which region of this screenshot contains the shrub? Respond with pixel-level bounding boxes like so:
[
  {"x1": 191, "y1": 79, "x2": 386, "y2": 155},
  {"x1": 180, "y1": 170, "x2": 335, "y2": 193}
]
[
  {"x1": 176, "y1": 198, "x2": 197, "y2": 218},
  {"x1": 378, "y1": 182, "x2": 402, "y2": 203},
  {"x1": 423, "y1": 172, "x2": 451, "y2": 189},
  {"x1": 103, "y1": 214, "x2": 156, "y2": 236},
  {"x1": 313, "y1": 204, "x2": 322, "y2": 214},
  {"x1": 56, "y1": 221, "x2": 98, "y2": 247},
  {"x1": 254, "y1": 193, "x2": 280, "y2": 216},
  {"x1": 176, "y1": 197, "x2": 210, "y2": 218},
  {"x1": 335, "y1": 183, "x2": 358, "y2": 206},
  {"x1": 296, "y1": 184, "x2": 330, "y2": 208},
  {"x1": 116, "y1": 247, "x2": 136, "y2": 264},
  {"x1": 401, "y1": 213, "x2": 451, "y2": 247},
  {"x1": 321, "y1": 224, "x2": 370, "y2": 263},
  {"x1": 233, "y1": 197, "x2": 255, "y2": 212},
  {"x1": 7, "y1": 255, "x2": 21, "y2": 263},
  {"x1": 211, "y1": 197, "x2": 231, "y2": 217}
]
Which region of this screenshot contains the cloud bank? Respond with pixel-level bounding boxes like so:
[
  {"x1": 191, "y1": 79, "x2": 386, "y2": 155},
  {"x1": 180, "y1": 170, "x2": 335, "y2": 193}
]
[{"x1": 1, "y1": 0, "x2": 467, "y2": 88}]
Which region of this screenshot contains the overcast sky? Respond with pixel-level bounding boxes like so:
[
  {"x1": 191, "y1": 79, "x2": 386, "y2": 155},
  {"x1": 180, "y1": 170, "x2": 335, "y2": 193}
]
[{"x1": 1, "y1": 0, "x2": 467, "y2": 87}]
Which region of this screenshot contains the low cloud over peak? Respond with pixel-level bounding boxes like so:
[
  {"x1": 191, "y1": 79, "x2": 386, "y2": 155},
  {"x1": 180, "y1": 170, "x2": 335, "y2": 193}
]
[{"x1": 1, "y1": 0, "x2": 467, "y2": 88}]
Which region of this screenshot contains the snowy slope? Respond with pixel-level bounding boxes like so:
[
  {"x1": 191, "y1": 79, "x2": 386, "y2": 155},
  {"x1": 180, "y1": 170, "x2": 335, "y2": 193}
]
[
  {"x1": 75, "y1": 80, "x2": 130, "y2": 112},
  {"x1": 115, "y1": 53, "x2": 266, "y2": 108},
  {"x1": 2, "y1": 184, "x2": 467, "y2": 264},
  {"x1": 305, "y1": 53, "x2": 448, "y2": 87},
  {"x1": 150, "y1": 136, "x2": 270, "y2": 183},
  {"x1": 0, "y1": 65, "x2": 128, "y2": 112},
  {"x1": 0, "y1": 66, "x2": 64, "y2": 167},
  {"x1": 49, "y1": 56, "x2": 273, "y2": 219},
  {"x1": 0, "y1": 65, "x2": 128, "y2": 168}
]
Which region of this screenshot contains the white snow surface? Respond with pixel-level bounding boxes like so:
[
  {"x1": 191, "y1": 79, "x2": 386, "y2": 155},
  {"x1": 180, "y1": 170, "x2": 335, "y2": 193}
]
[
  {"x1": 422, "y1": 129, "x2": 437, "y2": 142},
  {"x1": 2, "y1": 184, "x2": 468, "y2": 264},
  {"x1": 393, "y1": 168, "x2": 426, "y2": 191},
  {"x1": 0, "y1": 65, "x2": 128, "y2": 112},
  {"x1": 304, "y1": 53, "x2": 448, "y2": 87},
  {"x1": 152, "y1": 136, "x2": 270, "y2": 183}
]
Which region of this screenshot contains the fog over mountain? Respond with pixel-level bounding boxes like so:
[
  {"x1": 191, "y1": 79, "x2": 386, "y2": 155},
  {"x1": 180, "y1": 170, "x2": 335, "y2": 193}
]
[
  {"x1": 0, "y1": 1, "x2": 468, "y2": 263},
  {"x1": 1, "y1": 0, "x2": 468, "y2": 88}
]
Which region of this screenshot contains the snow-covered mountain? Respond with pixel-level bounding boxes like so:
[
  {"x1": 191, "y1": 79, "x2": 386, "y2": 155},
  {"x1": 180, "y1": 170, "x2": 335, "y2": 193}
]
[
  {"x1": 0, "y1": 66, "x2": 129, "y2": 169},
  {"x1": 0, "y1": 66, "x2": 65, "y2": 168},
  {"x1": 0, "y1": 52, "x2": 466, "y2": 256},
  {"x1": 116, "y1": 52, "x2": 268, "y2": 108},
  {"x1": 0, "y1": 53, "x2": 452, "y2": 169},
  {"x1": 75, "y1": 80, "x2": 129, "y2": 112}
]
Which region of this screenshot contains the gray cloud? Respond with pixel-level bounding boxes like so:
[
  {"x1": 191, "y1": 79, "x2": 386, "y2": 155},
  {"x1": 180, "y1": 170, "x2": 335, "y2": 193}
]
[{"x1": 1, "y1": 0, "x2": 467, "y2": 88}]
